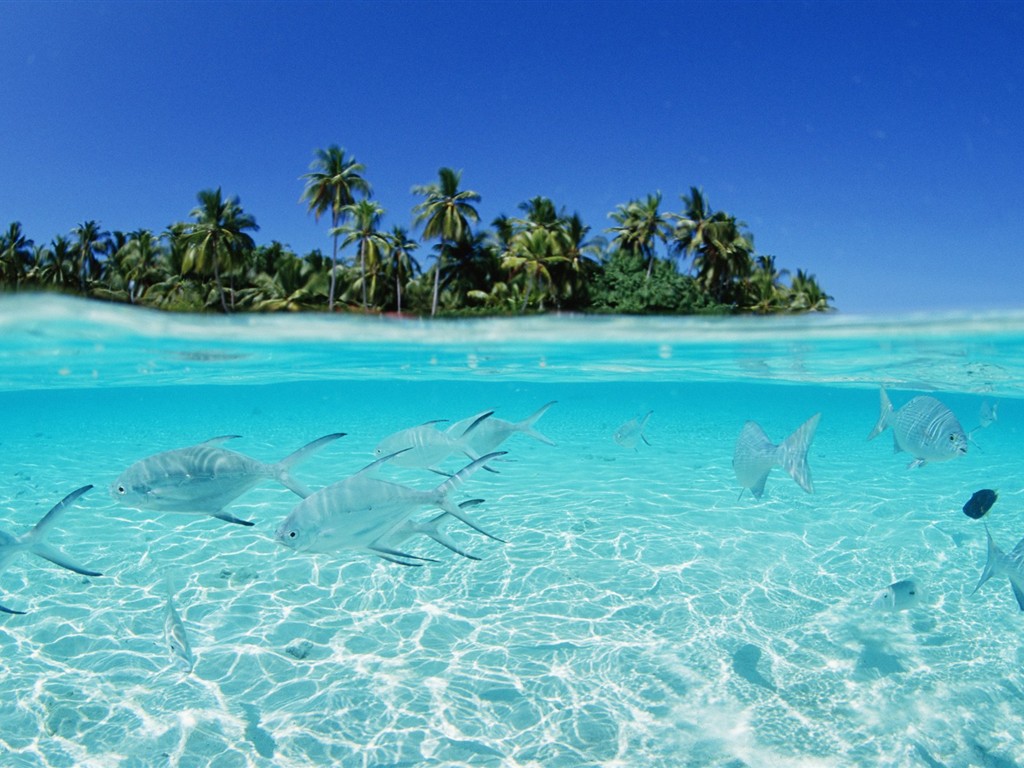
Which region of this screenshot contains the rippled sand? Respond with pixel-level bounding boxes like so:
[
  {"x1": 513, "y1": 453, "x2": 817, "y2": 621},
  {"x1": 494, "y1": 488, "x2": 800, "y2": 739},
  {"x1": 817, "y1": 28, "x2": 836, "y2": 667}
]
[{"x1": 1, "y1": 375, "x2": 1019, "y2": 768}]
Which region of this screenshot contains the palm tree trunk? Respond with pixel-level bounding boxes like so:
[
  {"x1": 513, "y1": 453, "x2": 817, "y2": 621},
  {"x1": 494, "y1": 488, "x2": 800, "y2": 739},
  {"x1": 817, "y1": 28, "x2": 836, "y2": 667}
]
[
  {"x1": 431, "y1": 253, "x2": 442, "y2": 317},
  {"x1": 328, "y1": 211, "x2": 339, "y2": 312},
  {"x1": 360, "y1": 240, "x2": 368, "y2": 309},
  {"x1": 213, "y1": 256, "x2": 229, "y2": 313},
  {"x1": 396, "y1": 274, "x2": 402, "y2": 315}
]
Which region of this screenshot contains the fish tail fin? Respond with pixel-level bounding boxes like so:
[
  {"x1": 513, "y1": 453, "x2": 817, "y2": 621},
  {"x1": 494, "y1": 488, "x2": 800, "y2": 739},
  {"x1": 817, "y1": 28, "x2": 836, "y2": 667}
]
[
  {"x1": 972, "y1": 526, "x2": 1002, "y2": 595},
  {"x1": 778, "y1": 413, "x2": 820, "y2": 494},
  {"x1": 418, "y1": 505, "x2": 484, "y2": 560},
  {"x1": 516, "y1": 401, "x2": 558, "y2": 445},
  {"x1": 435, "y1": 453, "x2": 507, "y2": 542},
  {"x1": 26, "y1": 485, "x2": 102, "y2": 577},
  {"x1": 274, "y1": 433, "x2": 346, "y2": 498},
  {"x1": 867, "y1": 387, "x2": 893, "y2": 441}
]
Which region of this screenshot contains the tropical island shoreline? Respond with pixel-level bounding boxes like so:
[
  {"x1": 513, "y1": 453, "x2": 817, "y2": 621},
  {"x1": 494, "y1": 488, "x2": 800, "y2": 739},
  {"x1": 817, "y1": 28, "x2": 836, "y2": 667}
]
[{"x1": 2, "y1": 147, "x2": 833, "y2": 318}]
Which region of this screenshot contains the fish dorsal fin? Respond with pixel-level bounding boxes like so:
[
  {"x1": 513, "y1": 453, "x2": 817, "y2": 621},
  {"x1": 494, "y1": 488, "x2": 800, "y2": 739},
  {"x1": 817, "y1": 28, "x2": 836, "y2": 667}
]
[
  {"x1": 355, "y1": 448, "x2": 414, "y2": 476},
  {"x1": 200, "y1": 435, "x2": 243, "y2": 446},
  {"x1": 458, "y1": 411, "x2": 494, "y2": 439},
  {"x1": 868, "y1": 387, "x2": 893, "y2": 441},
  {"x1": 420, "y1": 419, "x2": 449, "y2": 426}
]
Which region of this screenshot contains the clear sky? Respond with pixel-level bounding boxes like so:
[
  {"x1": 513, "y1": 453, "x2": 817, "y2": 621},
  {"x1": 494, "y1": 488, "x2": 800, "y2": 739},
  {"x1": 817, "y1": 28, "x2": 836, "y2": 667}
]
[{"x1": 2, "y1": 0, "x2": 1022, "y2": 315}]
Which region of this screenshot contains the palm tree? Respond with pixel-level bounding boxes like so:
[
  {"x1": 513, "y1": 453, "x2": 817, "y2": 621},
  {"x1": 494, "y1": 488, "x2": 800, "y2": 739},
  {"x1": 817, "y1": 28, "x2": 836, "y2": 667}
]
[
  {"x1": 502, "y1": 227, "x2": 566, "y2": 313},
  {"x1": 71, "y1": 220, "x2": 109, "y2": 293},
  {"x1": 334, "y1": 198, "x2": 386, "y2": 309},
  {"x1": 607, "y1": 193, "x2": 671, "y2": 279},
  {"x1": 555, "y1": 212, "x2": 604, "y2": 309},
  {"x1": 788, "y1": 269, "x2": 833, "y2": 312},
  {"x1": 384, "y1": 226, "x2": 420, "y2": 314},
  {"x1": 181, "y1": 188, "x2": 258, "y2": 313},
  {"x1": 670, "y1": 189, "x2": 753, "y2": 304},
  {"x1": 0, "y1": 222, "x2": 34, "y2": 288},
  {"x1": 300, "y1": 145, "x2": 371, "y2": 312},
  {"x1": 411, "y1": 167, "x2": 480, "y2": 317},
  {"x1": 29, "y1": 235, "x2": 77, "y2": 289},
  {"x1": 743, "y1": 255, "x2": 789, "y2": 313},
  {"x1": 118, "y1": 229, "x2": 162, "y2": 303}
]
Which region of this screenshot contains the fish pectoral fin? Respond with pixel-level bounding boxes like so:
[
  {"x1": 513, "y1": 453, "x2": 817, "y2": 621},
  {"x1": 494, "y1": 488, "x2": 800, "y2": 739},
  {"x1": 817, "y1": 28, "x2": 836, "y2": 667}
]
[
  {"x1": 31, "y1": 542, "x2": 102, "y2": 577},
  {"x1": 209, "y1": 510, "x2": 255, "y2": 527},
  {"x1": 907, "y1": 458, "x2": 926, "y2": 470}
]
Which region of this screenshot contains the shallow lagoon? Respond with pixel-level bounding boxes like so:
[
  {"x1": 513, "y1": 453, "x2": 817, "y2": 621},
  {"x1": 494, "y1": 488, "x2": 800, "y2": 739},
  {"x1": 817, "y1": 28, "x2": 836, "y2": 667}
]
[{"x1": 1, "y1": 295, "x2": 1023, "y2": 767}]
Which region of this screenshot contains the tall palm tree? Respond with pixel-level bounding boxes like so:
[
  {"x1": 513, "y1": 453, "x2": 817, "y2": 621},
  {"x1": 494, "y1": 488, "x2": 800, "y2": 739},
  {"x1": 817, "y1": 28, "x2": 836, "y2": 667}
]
[
  {"x1": 0, "y1": 222, "x2": 34, "y2": 288},
  {"x1": 385, "y1": 226, "x2": 420, "y2": 314},
  {"x1": 300, "y1": 145, "x2": 371, "y2": 312},
  {"x1": 503, "y1": 227, "x2": 566, "y2": 313},
  {"x1": 555, "y1": 212, "x2": 604, "y2": 309},
  {"x1": 411, "y1": 167, "x2": 480, "y2": 317},
  {"x1": 118, "y1": 229, "x2": 162, "y2": 303},
  {"x1": 607, "y1": 193, "x2": 671, "y2": 279},
  {"x1": 71, "y1": 220, "x2": 109, "y2": 293},
  {"x1": 670, "y1": 189, "x2": 753, "y2": 304},
  {"x1": 743, "y1": 254, "x2": 789, "y2": 314},
  {"x1": 334, "y1": 198, "x2": 387, "y2": 309},
  {"x1": 29, "y1": 235, "x2": 77, "y2": 289},
  {"x1": 181, "y1": 188, "x2": 258, "y2": 313},
  {"x1": 788, "y1": 269, "x2": 833, "y2": 312}
]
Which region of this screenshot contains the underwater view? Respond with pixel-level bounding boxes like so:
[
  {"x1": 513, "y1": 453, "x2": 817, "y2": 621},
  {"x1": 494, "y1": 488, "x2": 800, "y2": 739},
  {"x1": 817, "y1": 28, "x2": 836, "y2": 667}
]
[{"x1": 2, "y1": 295, "x2": 1024, "y2": 768}]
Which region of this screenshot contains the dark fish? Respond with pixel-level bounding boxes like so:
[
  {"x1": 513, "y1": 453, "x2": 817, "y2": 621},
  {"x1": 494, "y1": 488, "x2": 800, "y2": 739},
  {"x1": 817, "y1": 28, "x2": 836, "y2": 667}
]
[{"x1": 963, "y1": 489, "x2": 997, "y2": 520}]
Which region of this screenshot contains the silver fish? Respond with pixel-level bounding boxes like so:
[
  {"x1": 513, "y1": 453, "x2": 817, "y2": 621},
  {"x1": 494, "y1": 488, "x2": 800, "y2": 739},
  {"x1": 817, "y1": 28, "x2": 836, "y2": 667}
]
[
  {"x1": 447, "y1": 401, "x2": 557, "y2": 456},
  {"x1": 614, "y1": 410, "x2": 653, "y2": 449},
  {"x1": 873, "y1": 578, "x2": 921, "y2": 612},
  {"x1": 0, "y1": 485, "x2": 102, "y2": 615},
  {"x1": 733, "y1": 413, "x2": 820, "y2": 499},
  {"x1": 112, "y1": 433, "x2": 344, "y2": 525},
  {"x1": 867, "y1": 387, "x2": 967, "y2": 468},
  {"x1": 973, "y1": 528, "x2": 1024, "y2": 611},
  {"x1": 163, "y1": 573, "x2": 195, "y2": 674},
  {"x1": 979, "y1": 399, "x2": 998, "y2": 429},
  {"x1": 275, "y1": 451, "x2": 504, "y2": 564},
  {"x1": 373, "y1": 413, "x2": 492, "y2": 473}
]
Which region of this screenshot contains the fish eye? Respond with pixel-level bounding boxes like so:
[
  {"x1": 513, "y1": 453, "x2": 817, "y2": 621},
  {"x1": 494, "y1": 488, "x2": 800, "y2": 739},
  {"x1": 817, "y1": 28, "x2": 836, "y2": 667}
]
[
  {"x1": 117, "y1": 485, "x2": 126, "y2": 494},
  {"x1": 288, "y1": 531, "x2": 297, "y2": 539}
]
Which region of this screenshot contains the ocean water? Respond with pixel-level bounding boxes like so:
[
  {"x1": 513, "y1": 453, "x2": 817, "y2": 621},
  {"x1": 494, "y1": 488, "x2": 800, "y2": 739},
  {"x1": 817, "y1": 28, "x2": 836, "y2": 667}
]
[{"x1": 1, "y1": 295, "x2": 1023, "y2": 768}]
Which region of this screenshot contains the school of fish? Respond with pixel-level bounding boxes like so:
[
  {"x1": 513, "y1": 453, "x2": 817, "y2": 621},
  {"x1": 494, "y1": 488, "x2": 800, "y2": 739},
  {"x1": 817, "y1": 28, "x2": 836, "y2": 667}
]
[{"x1": 0, "y1": 388, "x2": 1011, "y2": 678}]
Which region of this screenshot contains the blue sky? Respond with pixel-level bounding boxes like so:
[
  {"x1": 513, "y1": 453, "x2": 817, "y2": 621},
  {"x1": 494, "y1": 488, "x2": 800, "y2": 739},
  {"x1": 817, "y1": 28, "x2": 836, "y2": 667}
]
[{"x1": 2, "y1": 0, "x2": 1022, "y2": 314}]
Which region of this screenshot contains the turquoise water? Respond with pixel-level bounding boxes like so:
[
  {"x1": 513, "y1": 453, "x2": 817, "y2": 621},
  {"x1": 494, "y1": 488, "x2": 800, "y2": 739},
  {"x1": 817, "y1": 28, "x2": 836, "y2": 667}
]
[{"x1": 1, "y1": 295, "x2": 1023, "y2": 768}]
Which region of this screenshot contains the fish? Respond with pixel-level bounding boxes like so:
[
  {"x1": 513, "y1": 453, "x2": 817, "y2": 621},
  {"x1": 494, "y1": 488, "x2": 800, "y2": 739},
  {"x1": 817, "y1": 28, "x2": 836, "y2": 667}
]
[
  {"x1": 873, "y1": 578, "x2": 921, "y2": 611},
  {"x1": 972, "y1": 528, "x2": 1024, "y2": 611},
  {"x1": 0, "y1": 485, "x2": 102, "y2": 615},
  {"x1": 275, "y1": 450, "x2": 505, "y2": 565},
  {"x1": 163, "y1": 573, "x2": 195, "y2": 674},
  {"x1": 963, "y1": 489, "x2": 998, "y2": 520},
  {"x1": 447, "y1": 401, "x2": 557, "y2": 456},
  {"x1": 614, "y1": 410, "x2": 653, "y2": 450},
  {"x1": 979, "y1": 399, "x2": 998, "y2": 429},
  {"x1": 373, "y1": 413, "x2": 493, "y2": 473},
  {"x1": 732, "y1": 413, "x2": 820, "y2": 499},
  {"x1": 112, "y1": 433, "x2": 345, "y2": 525},
  {"x1": 867, "y1": 387, "x2": 967, "y2": 468}
]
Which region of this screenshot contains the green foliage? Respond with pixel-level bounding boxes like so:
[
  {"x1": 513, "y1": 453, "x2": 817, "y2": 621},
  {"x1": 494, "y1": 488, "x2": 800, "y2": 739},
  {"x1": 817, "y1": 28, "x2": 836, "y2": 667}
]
[
  {"x1": 588, "y1": 251, "x2": 729, "y2": 315},
  {"x1": 0, "y1": 164, "x2": 833, "y2": 315}
]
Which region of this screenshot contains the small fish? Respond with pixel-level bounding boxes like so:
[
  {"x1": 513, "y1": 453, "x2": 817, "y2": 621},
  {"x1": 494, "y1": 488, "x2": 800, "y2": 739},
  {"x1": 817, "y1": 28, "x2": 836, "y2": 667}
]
[
  {"x1": 614, "y1": 411, "x2": 653, "y2": 450},
  {"x1": 731, "y1": 643, "x2": 775, "y2": 691},
  {"x1": 163, "y1": 573, "x2": 195, "y2": 674},
  {"x1": 868, "y1": 387, "x2": 967, "y2": 468},
  {"x1": 963, "y1": 489, "x2": 998, "y2": 520},
  {"x1": 112, "y1": 433, "x2": 344, "y2": 525},
  {"x1": 979, "y1": 400, "x2": 998, "y2": 429},
  {"x1": 448, "y1": 401, "x2": 557, "y2": 456},
  {"x1": 733, "y1": 413, "x2": 820, "y2": 499},
  {"x1": 373, "y1": 413, "x2": 492, "y2": 473},
  {"x1": 873, "y1": 578, "x2": 921, "y2": 611},
  {"x1": 972, "y1": 528, "x2": 1024, "y2": 611},
  {"x1": 0, "y1": 485, "x2": 102, "y2": 615},
  {"x1": 275, "y1": 451, "x2": 504, "y2": 565}
]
